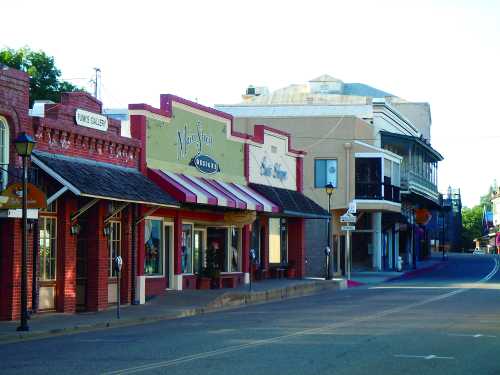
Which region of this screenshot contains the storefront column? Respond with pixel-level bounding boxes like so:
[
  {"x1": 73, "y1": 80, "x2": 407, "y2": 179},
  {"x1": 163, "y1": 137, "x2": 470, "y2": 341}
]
[
  {"x1": 86, "y1": 201, "x2": 109, "y2": 311},
  {"x1": 261, "y1": 217, "x2": 270, "y2": 272},
  {"x1": 120, "y1": 206, "x2": 132, "y2": 304},
  {"x1": 372, "y1": 212, "x2": 382, "y2": 271},
  {"x1": 394, "y1": 224, "x2": 400, "y2": 269},
  {"x1": 288, "y1": 218, "x2": 305, "y2": 278},
  {"x1": 56, "y1": 196, "x2": 77, "y2": 313},
  {"x1": 242, "y1": 224, "x2": 251, "y2": 284},
  {"x1": 173, "y1": 213, "x2": 183, "y2": 290}
]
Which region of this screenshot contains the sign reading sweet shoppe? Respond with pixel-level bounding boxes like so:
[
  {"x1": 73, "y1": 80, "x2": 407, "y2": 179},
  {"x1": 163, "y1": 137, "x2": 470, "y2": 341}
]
[{"x1": 249, "y1": 131, "x2": 297, "y2": 190}]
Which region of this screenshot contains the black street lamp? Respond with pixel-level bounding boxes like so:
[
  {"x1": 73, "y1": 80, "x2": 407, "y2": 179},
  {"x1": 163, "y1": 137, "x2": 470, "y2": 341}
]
[
  {"x1": 325, "y1": 183, "x2": 335, "y2": 279},
  {"x1": 14, "y1": 132, "x2": 36, "y2": 332}
]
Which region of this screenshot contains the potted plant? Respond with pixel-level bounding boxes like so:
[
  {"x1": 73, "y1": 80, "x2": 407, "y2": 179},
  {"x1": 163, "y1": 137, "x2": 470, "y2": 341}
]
[{"x1": 202, "y1": 243, "x2": 222, "y2": 289}]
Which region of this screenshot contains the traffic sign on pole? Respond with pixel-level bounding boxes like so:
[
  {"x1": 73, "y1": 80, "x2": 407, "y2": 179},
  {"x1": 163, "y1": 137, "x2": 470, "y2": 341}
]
[
  {"x1": 340, "y1": 213, "x2": 357, "y2": 223},
  {"x1": 341, "y1": 225, "x2": 355, "y2": 231}
]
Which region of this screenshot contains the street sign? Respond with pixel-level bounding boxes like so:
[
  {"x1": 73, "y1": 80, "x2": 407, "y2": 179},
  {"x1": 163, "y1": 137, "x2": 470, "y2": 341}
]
[
  {"x1": 348, "y1": 201, "x2": 357, "y2": 214},
  {"x1": 341, "y1": 225, "x2": 356, "y2": 231},
  {"x1": 340, "y1": 213, "x2": 357, "y2": 223}
]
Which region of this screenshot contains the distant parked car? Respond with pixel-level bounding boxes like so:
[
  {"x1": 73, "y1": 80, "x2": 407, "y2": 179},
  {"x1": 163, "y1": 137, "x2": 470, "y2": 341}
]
[{"x1": 473, "y1": 249, "x2": 486, "y2": 255}]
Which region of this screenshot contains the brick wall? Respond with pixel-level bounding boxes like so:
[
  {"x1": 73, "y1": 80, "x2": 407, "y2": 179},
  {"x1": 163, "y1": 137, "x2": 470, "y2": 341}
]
[
  {"x1": 56, "y1": 196, "x2": 77, "y2": 313},
  {"x1": 33, "y1": 96, "x2": 142, "y2": 169},
  {"x1": 86, "y1": 201, "x2": 109, "y2": 311},
  {"x1": 305, "y1": 219, "x2": 329, "y2": 277},
  {"x1": 0, "y1": 67, "x2": 32, "y2": 171}
]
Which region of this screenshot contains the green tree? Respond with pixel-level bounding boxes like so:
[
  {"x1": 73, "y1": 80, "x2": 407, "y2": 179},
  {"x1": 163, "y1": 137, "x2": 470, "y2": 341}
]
[
  {"x1": 461, "y1": 206, "x2": 484, "y2": 249},
  {"x1": 0, "y1": 47, "x2": 82, "y2": 105},
  {"x1": 479, "y1": 180, "x2": 497, "y2": 212}
]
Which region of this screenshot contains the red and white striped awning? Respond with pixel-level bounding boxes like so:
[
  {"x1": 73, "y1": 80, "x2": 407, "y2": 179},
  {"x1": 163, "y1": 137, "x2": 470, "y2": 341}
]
[{"x1": 148, "y1": 169, "x2": 280, "y2": 213}]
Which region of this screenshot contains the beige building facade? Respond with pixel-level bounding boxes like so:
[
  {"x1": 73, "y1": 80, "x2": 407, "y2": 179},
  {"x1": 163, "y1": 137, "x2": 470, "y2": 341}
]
[{"x1": 230, "y1": 114, "x2": 403, "y2": 274}]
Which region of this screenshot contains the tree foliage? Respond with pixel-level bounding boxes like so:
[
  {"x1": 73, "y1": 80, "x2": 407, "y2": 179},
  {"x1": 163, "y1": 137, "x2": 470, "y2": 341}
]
[
  {"x1": 461, "y1": 206, "x2": 484, "y2": 249},
  {"x1": 0, "y1": 47, "x2": 82, "y2": 105}
]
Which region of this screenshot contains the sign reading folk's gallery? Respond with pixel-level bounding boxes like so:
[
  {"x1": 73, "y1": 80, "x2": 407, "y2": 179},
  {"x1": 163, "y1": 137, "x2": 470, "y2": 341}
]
[{"x1": 75, "y1": 109, "x2": 108, "y2": 131}]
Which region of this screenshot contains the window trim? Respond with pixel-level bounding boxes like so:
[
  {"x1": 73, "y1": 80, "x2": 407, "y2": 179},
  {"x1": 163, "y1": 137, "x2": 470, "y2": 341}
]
[
  {"x1": 144, "y1": 217, "x2": 166, "y2": 278},
  {"x1": 39, "y1": 216, "x2": 57, "y2": 282},
  {"x1": 314, "y1": 158, "x2": 338, "y2": 189},
  {"x1": 108, "y1": 220, "x2": 122, "y2": 279},
  {"x1": 181, "y1": 222, "x2": 194, "y2": 275},
  {"x1": 0, "y1": 116, "x2": 9, "y2": 190}
]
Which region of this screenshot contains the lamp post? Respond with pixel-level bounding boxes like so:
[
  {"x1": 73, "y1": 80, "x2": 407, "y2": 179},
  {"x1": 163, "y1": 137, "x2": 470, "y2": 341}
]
[
  {"x1": 14, "y1": 132, "x2": 36, "y2": 332},
  {"x1": 325, "y1": 183, "x2": 335, "y2": 280}
]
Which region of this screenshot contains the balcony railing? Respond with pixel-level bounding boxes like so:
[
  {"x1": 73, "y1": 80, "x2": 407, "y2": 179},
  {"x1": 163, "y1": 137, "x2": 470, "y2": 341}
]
[
  {"x1": 400, "y1": 169, "x2": 438, "y2": 196},
  {"x1": 355, "y1": 181, "x2": 401, "y2": 203}
]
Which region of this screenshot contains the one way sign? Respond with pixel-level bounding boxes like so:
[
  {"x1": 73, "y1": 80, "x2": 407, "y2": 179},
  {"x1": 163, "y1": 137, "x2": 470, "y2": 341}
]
[{"x1": 340, "y1": 213, "x2": 357, "y2": 223}]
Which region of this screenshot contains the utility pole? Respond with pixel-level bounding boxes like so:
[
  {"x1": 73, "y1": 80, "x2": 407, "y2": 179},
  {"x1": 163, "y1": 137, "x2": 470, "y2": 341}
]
[{"x1": 93, "y1": 68, "x2": 101, "y2": 99}]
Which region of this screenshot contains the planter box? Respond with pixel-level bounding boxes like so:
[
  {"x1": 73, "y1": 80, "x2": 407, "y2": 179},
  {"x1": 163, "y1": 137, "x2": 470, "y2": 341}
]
[
  {"x1": 211, "y1": 277, "x2": 222, "y2": 289},
  {"x1": 197, "y1": 277, "x2": 211, "y2": 290}
]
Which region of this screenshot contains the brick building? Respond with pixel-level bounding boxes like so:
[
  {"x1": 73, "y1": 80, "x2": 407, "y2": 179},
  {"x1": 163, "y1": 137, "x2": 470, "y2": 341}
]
[{"x1": 0, "y1": 66, "x2": 176, "y2": 319}]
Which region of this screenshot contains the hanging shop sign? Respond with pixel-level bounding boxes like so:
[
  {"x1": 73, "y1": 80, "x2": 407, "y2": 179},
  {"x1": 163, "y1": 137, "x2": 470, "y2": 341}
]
[
  {"x1": 75, "y1": 109, "x2": 108, "y2": 131},
  {"x1": 0, "y1": 182, "x2": 47, "y2": 209},
  {"x1": 191, "y1": 154, "x2": 220, "y2": 174},
  {"x1": 415, "y1": 208, "x2": 432, "y2": 225},
  {"x1": 223, "y1": 211, "x2": 256, "y2": 225}
]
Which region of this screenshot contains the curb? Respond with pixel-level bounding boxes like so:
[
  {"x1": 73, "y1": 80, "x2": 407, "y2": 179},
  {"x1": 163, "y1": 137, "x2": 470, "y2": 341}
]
[
  {"x1": 386, "y1": 261, "x2": 446, "y2": 282},
  {"x1": 0, "y1": 280, "x2": 346, "y2": 344}
]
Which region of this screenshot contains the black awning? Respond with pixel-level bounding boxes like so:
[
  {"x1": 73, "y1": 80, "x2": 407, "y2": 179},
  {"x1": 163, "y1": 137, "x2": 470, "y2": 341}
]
[
  {"x1": 382, "y1": 212, "x2": 408, "y2": 230},
  {"x1": 249, "y1": 183, "x2": 329, "y2": 219},
  {"x1": 32, "y1": 151, "x2": 179, "y2": 207}
]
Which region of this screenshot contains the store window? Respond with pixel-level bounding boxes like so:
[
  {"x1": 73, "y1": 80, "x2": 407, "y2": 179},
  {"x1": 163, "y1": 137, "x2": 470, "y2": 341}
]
[
  {"x1": 269, "y1": 218, "x2": 281, "y2": 264},
  {"x1": 229, "y1": 226, "x2": 241, "y2": 272},
  {"x1": 0, "y1": 116, "x2": 9, "y2": 190},
  {"x1": 39, "y1": 217, "x2": 57, "y2": 281},
  {"x1": 108, "y1": 221, "x2": 121, "y2": 277},
  {"x1": 144, "y1": 219, "x2": 163, "y2": 276},
  {"x1": 182, "y1": 224, "x2": 193, "y2": 274},
  {"x1": 269, "y1": 219, "x2": 288, "y2": 266},
  {"x1": 314, "y1": 159, "x2": 337, "y2": 188}
]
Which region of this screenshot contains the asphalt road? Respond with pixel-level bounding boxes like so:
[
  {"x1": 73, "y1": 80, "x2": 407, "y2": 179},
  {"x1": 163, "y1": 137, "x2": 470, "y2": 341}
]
[{"x1": 1, "y1": 253, "x2": 500, "y2": 375}]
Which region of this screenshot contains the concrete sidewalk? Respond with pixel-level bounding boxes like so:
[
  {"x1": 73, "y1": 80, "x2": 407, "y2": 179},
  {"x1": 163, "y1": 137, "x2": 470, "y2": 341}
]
[
  {"x1": 0, "y1": 278, "x2": 346, "y2": 343},
  {"x1": 350, "y1": 254, "x2": 446, "y2": 286}
]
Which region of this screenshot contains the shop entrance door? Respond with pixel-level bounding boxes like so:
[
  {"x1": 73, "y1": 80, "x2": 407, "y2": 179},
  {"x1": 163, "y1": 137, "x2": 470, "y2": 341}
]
[
  {"x1": 207, "y1": 228, "x2": 227, "y2": 272},
  {"x1": 76, "y1": 219, "x2": 88, "y2": 311}
]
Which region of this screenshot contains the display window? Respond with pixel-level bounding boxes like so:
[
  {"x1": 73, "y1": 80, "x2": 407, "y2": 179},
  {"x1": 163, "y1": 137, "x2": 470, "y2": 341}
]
[
  {"x1": 144, "y1": 219, "x2": 164, "y2": 276},
  {"x1": 182, "y1": 223, "x2": 194, "y2": 274},
  {"x1": 39, "y1": 216, "x2": 57, "y2": 281}
]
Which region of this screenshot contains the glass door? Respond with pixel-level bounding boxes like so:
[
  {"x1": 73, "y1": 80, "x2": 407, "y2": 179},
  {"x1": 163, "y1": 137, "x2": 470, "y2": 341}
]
[{"x1": 193, "y1": 229, "x2": 205, "y2": 275}]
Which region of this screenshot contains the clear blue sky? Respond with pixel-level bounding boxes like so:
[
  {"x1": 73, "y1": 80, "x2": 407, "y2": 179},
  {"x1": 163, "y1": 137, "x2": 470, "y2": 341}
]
[{"x1": 3, "y1": 0, "x2": 499, "y2": 207}]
